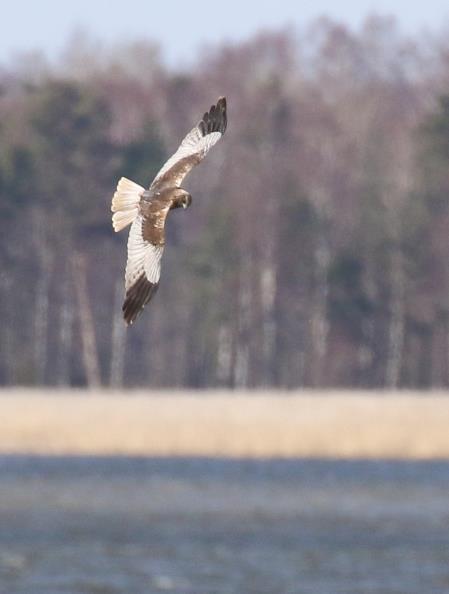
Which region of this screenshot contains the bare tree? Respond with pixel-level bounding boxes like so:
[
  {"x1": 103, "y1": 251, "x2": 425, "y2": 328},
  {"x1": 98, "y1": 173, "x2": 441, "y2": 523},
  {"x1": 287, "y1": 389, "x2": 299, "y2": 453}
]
[
  {"x1": 32, "y1": 210, "x2": 52, "y2": 384},
  {"x1": 109, "y1": 279, "x2": 127, "y2": 388},
  {"x1": 72, "y1": 252, "x2": 101, "y2": 388}
]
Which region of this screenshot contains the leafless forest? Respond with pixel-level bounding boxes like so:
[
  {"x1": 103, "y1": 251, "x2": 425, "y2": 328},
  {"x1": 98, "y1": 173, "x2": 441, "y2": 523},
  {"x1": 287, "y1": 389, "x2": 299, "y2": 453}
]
[{"x1": 2, "y1": 17, "x2": 449, "y2": 388}]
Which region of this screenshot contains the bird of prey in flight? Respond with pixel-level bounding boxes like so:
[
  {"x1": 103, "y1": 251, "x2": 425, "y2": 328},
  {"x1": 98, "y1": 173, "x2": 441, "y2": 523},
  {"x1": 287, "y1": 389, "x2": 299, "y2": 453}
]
[{"x1": 111, "y1": 96, "x2": 227, "y2": 325}]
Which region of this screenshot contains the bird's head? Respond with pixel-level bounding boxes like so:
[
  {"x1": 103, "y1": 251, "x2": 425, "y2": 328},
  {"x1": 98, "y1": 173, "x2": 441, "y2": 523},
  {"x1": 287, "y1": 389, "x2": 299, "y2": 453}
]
[{"x1": 172, "y1": 188, "x2": 192, "y2": 210}]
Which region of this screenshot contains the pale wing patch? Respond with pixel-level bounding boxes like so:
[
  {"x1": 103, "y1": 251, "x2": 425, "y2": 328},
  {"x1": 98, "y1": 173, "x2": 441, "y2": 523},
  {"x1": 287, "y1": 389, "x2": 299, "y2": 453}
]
[
  {"x1": 125, "y1": 215, "x2": 164, "y2": 290},
  {"x1": 151, "y1": 131, "x2": 222, "y2": 188}
]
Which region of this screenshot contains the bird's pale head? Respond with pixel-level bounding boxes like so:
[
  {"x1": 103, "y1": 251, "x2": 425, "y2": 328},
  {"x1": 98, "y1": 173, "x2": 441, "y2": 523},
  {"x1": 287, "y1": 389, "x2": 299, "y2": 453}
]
[
  {"x1": 182, "y1": 193, "x2": 192, "y2": 209},
  {"x1": 172, "y1": 188, "x2": 192, "y2": 210}
]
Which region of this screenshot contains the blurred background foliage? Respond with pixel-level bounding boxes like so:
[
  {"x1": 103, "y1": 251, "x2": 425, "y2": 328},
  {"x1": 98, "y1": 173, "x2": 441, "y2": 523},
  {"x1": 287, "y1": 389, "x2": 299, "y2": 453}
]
[{"x1": 1, "y1": 17, "x2": 449, "y2": 388}]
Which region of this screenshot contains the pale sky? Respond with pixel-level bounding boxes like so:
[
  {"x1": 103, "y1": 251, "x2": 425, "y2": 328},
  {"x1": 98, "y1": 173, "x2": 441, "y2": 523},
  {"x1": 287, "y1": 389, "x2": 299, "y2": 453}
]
[{"x1": 2, "y1": 0, "x2": 449, "y2": 67}]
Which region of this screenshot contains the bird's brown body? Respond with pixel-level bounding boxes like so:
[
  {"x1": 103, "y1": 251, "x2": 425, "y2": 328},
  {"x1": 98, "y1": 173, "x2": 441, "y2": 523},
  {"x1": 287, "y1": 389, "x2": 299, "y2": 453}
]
[{"x1": 139, "y1": 188, "x2": 192, "y2": 246}]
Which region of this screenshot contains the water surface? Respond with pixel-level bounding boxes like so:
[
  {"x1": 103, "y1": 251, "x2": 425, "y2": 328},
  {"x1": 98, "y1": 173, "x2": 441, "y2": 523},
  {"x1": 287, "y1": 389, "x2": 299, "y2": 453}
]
[{"x1": 1, "y1": 456, "x2": 449, "y2": 593}]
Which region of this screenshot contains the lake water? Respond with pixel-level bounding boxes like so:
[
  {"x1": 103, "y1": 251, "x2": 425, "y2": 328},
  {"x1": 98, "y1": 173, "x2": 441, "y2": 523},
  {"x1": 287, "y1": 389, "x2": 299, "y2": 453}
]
[{"x1": 1, "y1": 456, "x2": 449, "y2": 594}]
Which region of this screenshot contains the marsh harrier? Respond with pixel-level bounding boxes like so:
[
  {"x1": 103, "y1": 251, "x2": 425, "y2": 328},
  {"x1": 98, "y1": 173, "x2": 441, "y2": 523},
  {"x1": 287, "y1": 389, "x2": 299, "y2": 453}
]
[{"x1": 111, "y1": 97, "x2": 227, "y2": 325}]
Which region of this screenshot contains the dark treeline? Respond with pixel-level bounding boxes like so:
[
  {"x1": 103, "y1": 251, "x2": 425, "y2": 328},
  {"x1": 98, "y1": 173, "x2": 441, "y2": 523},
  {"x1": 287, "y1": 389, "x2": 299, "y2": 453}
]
[{"x1": 2, "y1": 17, "x2": 449, "y2": 388}]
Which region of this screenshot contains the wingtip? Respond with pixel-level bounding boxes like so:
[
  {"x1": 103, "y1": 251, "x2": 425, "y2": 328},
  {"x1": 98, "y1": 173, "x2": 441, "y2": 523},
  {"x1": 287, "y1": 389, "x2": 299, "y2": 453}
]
[
  {"x1": 200, "y1": 96, "x2": 227, "y2": 135},
  {"x1": 122, "y1": 275, "x2": 159, "y2": 326},
  {"x1": 217, "y1": 96, "x2": 227, "y2": 115},
  {"x1": 219, "y1": 97, "x2": 227, "y2": 133}
]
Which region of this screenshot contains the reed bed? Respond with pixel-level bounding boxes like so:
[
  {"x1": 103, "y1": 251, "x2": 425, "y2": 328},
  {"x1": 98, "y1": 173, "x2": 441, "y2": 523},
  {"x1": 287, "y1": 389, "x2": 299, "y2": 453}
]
[{"x1": 1, "y1": 389, "x2": 448, "y2": 459}]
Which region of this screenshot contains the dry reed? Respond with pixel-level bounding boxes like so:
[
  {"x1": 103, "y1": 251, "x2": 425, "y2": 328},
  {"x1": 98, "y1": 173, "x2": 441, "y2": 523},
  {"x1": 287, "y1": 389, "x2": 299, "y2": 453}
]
[{"x1": 1, "y1": 389, "x2": 448, "y2": 459}]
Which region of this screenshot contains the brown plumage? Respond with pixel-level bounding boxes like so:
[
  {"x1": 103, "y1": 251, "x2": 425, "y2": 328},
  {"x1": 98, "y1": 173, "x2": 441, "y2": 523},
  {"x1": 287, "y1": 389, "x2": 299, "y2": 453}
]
[{"x1": 111, "y1": 96, "x2": 227, "y2": 325}]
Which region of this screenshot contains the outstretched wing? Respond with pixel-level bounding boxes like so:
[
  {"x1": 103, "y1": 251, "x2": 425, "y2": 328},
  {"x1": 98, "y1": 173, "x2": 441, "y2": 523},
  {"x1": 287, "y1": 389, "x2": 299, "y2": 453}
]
[
  {"x1": 122, "y1": 204, "x2": 170, "y2": 325},
  {"x1": 150, "y1": 96, "x2": 227, "y2": 191}
]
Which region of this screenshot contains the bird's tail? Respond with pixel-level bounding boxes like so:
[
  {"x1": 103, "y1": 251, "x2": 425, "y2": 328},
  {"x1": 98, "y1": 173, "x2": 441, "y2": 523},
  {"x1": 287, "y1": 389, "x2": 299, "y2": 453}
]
[{"x1": 111, "y1": 177, "x2": 144, "y2": 232}]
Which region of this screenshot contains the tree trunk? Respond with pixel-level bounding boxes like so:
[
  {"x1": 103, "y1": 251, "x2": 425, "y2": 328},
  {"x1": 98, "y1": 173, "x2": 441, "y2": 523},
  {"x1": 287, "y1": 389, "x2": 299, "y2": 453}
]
[
  {"x1": 72, "y1": 252, "x2": 101, "y2": 388},
  {"x1": 310, "y1": 235, "x2": 330, "y2": 387},
  {"x1": 233, "y1": 255, "x2": 251, "y2": 388},
  {"x1": 32, "y1": 212, "x2": 52, "y2": 385},
  {"x1": 216, "y1": 324, "x2": 232, "y2": 385},
  {"x1": 109, "y1": 279, "x2": 126, "y2": 388},
  {"x1": 385, "y1": 244, "x2": 405, "y2": 388},
  {"x1": 57, "y1": 268, "x2": 74, "y2": 386},
  {"x1": 0, "y1": 272, "x2": 14, "y2": 384}
]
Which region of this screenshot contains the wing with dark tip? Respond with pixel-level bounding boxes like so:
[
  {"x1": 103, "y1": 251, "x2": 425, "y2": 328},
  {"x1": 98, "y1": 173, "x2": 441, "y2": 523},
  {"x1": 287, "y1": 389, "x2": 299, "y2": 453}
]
[
  {"x1": 122, "y1": 274, "x2": 159, "y2": 326},
  {"x1": 122, "y1": 210, "x2": 167, "y2": 325},
  {"x1": 150, "y1": 96, "x2": 227, "y2": 191}
]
